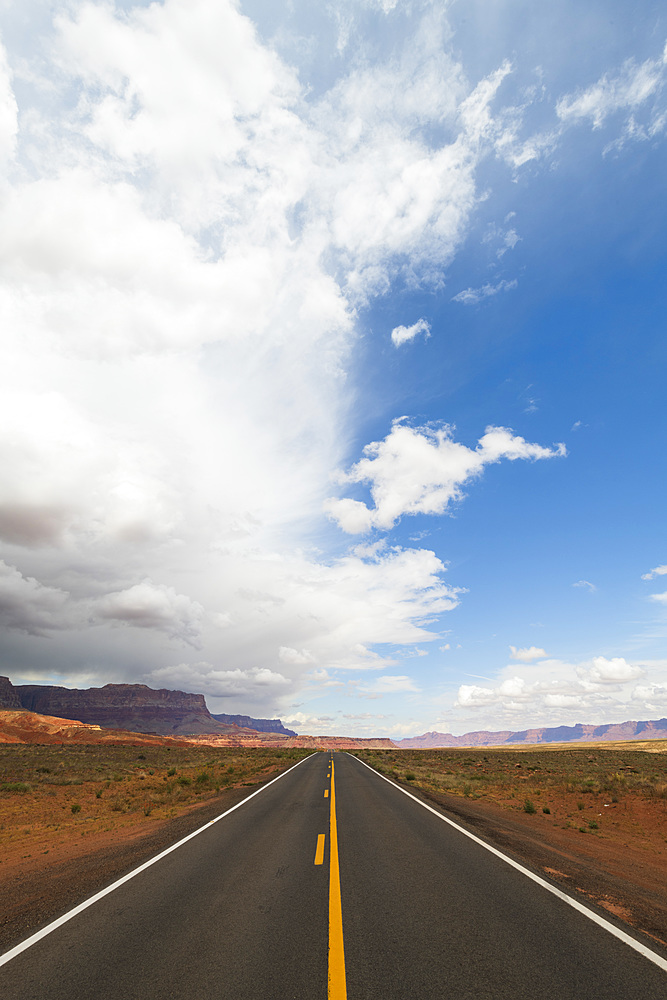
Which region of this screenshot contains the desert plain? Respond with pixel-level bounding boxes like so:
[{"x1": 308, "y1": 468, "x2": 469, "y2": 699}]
[{"x1": 1, "y1": 737, "x2": 666, "y2": 954}]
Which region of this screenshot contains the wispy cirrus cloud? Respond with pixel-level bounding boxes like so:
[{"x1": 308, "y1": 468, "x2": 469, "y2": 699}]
[{"x1": 452, "y1": 278, "x2": 517, "y2": 305}]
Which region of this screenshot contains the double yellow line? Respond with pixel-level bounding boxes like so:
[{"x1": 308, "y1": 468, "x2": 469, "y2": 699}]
[{"x1": 328, "y1": 756, "x2": 346, "y2": 999}]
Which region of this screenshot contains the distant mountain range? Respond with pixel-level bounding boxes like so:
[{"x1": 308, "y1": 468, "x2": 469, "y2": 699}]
[
  {"x1": 395, "y1": 718, "x2": 667, "y2": 748},
  {"x1": 2, "y1": 676, "x2": 666, "y2": 747}
]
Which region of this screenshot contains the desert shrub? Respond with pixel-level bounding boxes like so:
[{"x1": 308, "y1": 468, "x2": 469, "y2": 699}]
[
  {"x1": 1, "y1": 782, "x2": 31, "y2": 793},
  {"x1": 577, "y1": 801, "x2": 584, "y2": 810},
  {"x1": 177, "y1": 776, "x2": 191, "y2": 786},
  {"x1": 523, "y1": 799, "x2": 536, "y2": 814},
  {"x1": 195, "y1": 772, "x2": 210, "y2": 784},
  {"x1": 405, "y1": 772, "x2": 416, "y2": 781},
  {"x1": 542, "y1": 806, "x2": 551, "y2": 814},
  {"x1": 71, "y1": 803, "x2": 81, "y2": 814},
  {"x1": 462, "y1": 783, "x2": 472, "y2": 797},
  {"x1": 167, "y1": 767, "x2": 176, "y2": 776},
  {"x1": 588, "y1": 821, "x2": 598, "y2": 829},
  {"x1": 95, "y1": 789, "x2": 103, "y2": 799}
]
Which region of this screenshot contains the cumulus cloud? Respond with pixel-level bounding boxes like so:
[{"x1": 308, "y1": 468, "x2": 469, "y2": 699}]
[
  {"x1": 632, "y1": 683, "x2": 667, "y2": 709},
  {"x1": 642, "y1": 565, "x2": 667, "y2": 581},
  {"x1": 0, "y1": 0, "x2": 639, "y2": 723},
  {"x1": 650, "y1": 592, "x2": 667, "y2": 605},
  {"x1": 96, "y1": 581, "x2": 204, "y2": 646},
  {"x1": 326, "y1": 421, "x2": 565, "y2": 533},
  {"x1": 454, "y1": 654, "x2": 652, "y2": 725},
  {"x1": 510, "y1": 646, "x2": 547, "y2": 661},
  {"x1": 391, "y1": 318, "x2": 431, "y2": 347},
  {"x1": 151, "y1": 662, "x2": 290, "y2": 698},
  {"x1": 279, "y1": 646, "x2": 316, "y2": 665},
  {"x1": 584, "y1": 656, "x2": 644, "y2": 685}
]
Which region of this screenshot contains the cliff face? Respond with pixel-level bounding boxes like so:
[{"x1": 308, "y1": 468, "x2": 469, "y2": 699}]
[
  {"x1": 0, "y1": 676, "x2": 22, "y2": 710},
  {"x1": 13, "y1": 683, "x2": 243, "y2": 736},
  {"x1": 211, "y1": 714, "x2": 296, "y2": 737}
]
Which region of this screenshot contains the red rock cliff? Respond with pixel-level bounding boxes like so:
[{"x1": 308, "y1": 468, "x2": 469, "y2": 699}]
[{"x1": 14, "y1": 682, "x2": 242, "y2": 736}]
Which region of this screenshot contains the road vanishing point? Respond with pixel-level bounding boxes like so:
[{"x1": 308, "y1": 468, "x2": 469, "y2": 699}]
[{"x1": 1, "y1": 751, "x2": 666, "y2": 999}]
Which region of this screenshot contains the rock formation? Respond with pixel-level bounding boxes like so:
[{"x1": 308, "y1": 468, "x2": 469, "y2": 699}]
[
  {"x1": 13, "y1": 682, "x2": 242, "y2": 736},
  {"x1": 0, "y1": 676, "x2": 22, "y2": 710},
  {"x1": 211, "y1": 714, "x2": 296, "y2": 736}
]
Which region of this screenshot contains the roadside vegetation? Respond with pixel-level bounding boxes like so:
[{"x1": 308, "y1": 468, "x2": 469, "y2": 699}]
[
  {"x1": 0, "y1": 745, "x2": 312, "y2": 863},
  {"x1": 351, "y1": 745, "x2": 667, "y2": 845}
]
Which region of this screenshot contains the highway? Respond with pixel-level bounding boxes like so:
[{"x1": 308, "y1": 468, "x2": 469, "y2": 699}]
[{"x1": 1, "y1": 751, "x2": 666, "y2": 998}]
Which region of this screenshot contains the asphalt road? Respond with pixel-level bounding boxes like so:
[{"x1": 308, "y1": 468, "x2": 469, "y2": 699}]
[{"x1": 1, "y1": 751, "x2": 666, "y2": 999}]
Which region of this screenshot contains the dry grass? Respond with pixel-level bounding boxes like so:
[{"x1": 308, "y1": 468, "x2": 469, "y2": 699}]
[
  {"x1": 0, "y1": 744, "x2": 312, "y2": 864},
  {"x1": 351, "y1": 743, "x2": 667, "y2": 849}
]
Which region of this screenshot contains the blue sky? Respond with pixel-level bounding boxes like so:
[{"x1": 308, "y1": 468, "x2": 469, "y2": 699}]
[{"x1": 0, "y1": 0, "x2": 665, "y2": 737}]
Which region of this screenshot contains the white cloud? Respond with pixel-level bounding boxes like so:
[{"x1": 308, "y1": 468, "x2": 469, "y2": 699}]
[
  {"x1": 0, "y1": 41, "x2": 17, "y2": 165},
  {"x1": 509, "y1": 645, "x2": 547, "y2": 662},
  {"x1": 642, "y1": 565, "x2": 667, "y2": 581},
  {"x1": 453, "y1": 654, "x2": 655, "y2": 727},
  {"x1": 572, "y1": 579, "x2": 597, "y2": 593},
  {"x1": 391, "y1": 318, "x2": 431, "y2": 348},
  {"x1": 96, "y1": 580, "x2": 204, "y2": 647},
  {"x1": 556, "y1": 47, "x2": 667, "y2": 131},
  {"x1": 151, "y1": 662, "x2": 290, "y2": 698},
  {"x1": 585, "y1": 656, "x2": 644, "y2": 685},
  {"x1": 650, "y1": 592, "x2": 667, "y2": 605},
  {"x1": 452, "y1": 278, "x2": 517, "y2": 305},
  {"x1": 631, "y1": 683, "x2": 667, "y2": 710},
  {"x1": 362, "y1": 674, "x2": 419, "y2": 695},
  {"x1": 279, "y1": 646, "x2": 316, "y2": 665},
  {"x1": 1, "y1": 0, "x2": 645, "y2": 724},
  {"x1": 326, "y1": 421, "x2": 565, "y2": 533}
]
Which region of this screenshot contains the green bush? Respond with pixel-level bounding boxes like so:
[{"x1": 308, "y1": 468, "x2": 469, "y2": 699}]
[
  {"x1": 71, "y1": 803, "x2": 81, "y2": 814},
  {"x1": 177, "y1": 776, "x2": 191, "y2": 786},
  {"x1": 523, "y1": 799, "x2": 536, "y2": 814},
  {"x1": 405, "y1": 772, "x2": 416, "y2": 781},
  {"x1": 1, "y1": 782, "x2": 31, "y2": 793},
  {"x1": 542, "y1": 806, "x2": 551, "y2": 814}
]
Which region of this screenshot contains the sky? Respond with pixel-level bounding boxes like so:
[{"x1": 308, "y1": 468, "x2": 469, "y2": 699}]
[{"x1": 0, "y1": 0, "x2": 665, "y2": 739}]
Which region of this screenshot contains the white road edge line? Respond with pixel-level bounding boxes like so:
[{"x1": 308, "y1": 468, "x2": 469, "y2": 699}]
[
  {"x1": 0, "y1": 752, "x2": 317, "y2": 968},
  {"x1": 350, "y1": 753, "x2": 667, "y2": 975}
]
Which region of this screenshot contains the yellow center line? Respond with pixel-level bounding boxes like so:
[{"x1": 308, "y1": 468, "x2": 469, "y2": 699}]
[
  {"x1": 324, "y1": 789, "x2": 329, "y2": 797},
  {"x1": 328, "y1": 757, "x2": 347, "y2": 999},
  {"x1": 314, "y1": 833, "x2": 326, "y2": 865}
]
